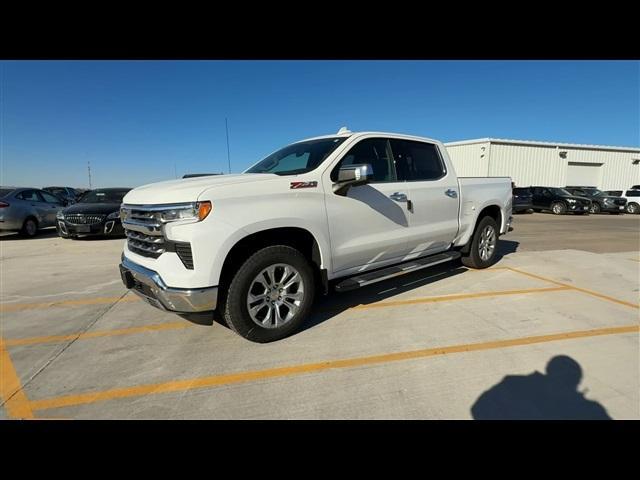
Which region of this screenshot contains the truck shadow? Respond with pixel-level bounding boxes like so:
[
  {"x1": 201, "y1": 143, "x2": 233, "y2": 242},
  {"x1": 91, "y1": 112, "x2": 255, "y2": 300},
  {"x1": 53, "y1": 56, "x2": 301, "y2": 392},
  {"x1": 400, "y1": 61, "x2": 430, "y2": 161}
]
[
  {"x1": 495, "y1": 239, "x2": 519, "y2": 261},
  {"x1": 302, "y1": 262, "x2": 469, "y2": 332},
  {"x1": 471, "y1": 355, "x2": 612, "y2": 420},
  {"x1": 303, "y1": 240, "x2": 520, "y2": 333}
]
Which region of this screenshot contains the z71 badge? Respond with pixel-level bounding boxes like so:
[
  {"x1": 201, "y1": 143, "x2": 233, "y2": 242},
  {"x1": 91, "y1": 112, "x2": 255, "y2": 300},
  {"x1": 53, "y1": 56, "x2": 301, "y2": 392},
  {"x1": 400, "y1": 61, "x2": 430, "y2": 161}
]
[{"x1": 290, "y1": 181, "x2": 318, "y2": 189}]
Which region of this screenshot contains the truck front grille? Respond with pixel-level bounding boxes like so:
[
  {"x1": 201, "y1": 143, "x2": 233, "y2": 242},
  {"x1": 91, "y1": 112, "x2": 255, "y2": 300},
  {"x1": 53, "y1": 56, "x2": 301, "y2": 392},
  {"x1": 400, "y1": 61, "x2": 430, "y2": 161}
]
[
  {"x1": 122, "y1": 206, "x2": 166, "y2": 258},
  {"x1": 125, "y1": 230, "x2": 165, "y2": 258},
  {"x1": 65, "y1": 214, "x2": 105, "y2": 225},
  {"x1": 121, "y1": 204, "x2": 193, "y2": 268}
]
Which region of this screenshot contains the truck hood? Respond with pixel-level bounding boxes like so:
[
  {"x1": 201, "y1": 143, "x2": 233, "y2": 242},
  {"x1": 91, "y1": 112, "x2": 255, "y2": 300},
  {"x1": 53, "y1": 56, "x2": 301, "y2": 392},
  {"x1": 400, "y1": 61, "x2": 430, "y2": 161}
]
[{"x1": 123, "y1": 174, "x2": 278, "y2": 204}]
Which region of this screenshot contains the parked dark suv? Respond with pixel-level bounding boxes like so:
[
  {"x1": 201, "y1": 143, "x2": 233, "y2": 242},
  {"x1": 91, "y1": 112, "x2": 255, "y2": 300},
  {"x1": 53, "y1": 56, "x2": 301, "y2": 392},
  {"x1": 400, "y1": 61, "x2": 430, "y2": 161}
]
[
  {"x1": 530, "y1": 187, "x2": 591, "y2": 215},
  {"x1": 512, "y1": 187, "x2": 533, "y2": 213},
  {"x1": 56, "y1": 188, "x2": 131, "y2": 238},
  {"x1": 565, "y1": 187, "x2": 627, "y2": 214}
]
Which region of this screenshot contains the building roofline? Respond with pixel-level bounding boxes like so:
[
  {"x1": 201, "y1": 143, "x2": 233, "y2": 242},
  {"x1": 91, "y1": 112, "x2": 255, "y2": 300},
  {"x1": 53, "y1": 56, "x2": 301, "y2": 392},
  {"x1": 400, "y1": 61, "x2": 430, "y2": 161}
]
[{"x1": 445, "y1": 138, "x2": 640, "y2": 153}]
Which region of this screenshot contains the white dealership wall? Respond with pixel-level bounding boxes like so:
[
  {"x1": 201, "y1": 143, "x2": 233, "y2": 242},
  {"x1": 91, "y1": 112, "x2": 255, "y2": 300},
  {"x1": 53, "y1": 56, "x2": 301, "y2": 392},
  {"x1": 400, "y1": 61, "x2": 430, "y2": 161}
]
[{"x1": 445, "y1": 138, "x2": 640, "y2": 190}]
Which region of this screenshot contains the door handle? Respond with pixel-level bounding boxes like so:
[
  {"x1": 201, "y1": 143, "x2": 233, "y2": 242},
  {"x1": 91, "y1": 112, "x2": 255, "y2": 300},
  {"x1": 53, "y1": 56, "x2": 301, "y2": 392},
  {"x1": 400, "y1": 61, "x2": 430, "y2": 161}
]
[
  {"x1": 445, "y1": 189, "x2": 458, "y2": 198},
  {"x1": 390, "y1": 192, "x2": 407, "y2": 202}
]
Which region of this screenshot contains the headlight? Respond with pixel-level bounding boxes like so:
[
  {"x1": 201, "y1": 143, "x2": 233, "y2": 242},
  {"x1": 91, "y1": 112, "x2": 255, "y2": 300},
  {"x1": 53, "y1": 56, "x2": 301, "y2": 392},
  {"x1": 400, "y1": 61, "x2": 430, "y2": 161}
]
[
  {"x1": 157, "y1": 201, "x2": 212, "y2": 223},
  {"x1": 121, "y1": 201, "x2": 213, "y2": 225},
  {"x1": 603, "y1": 198, "x2": 613, "y2": 204},
  {"x1": 566, "y1": 199, "x2": 577, "y2": 203},
  {"x1": 56, "y1": 210, "x2": 65, "y2": 219},
  {"x1": 107, "y1": 211, "x2": 120, "y2": 219}
]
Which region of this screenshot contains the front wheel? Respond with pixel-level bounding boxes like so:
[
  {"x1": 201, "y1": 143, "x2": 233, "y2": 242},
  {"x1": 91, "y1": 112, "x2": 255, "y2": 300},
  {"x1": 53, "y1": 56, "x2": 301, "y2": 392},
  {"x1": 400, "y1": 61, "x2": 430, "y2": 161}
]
[
  {"x1": 589, "y1": 203, "x2": 601, "y2": 214},
  {"x1": 222, "y1": 245, "x2": 316, "y2": 343},
  {"x1": 551, "y1": 202, "x2": 566, "y2": 215},
  {"x1": 461, "y1": 216, "x2": 499, "y2": 269}
]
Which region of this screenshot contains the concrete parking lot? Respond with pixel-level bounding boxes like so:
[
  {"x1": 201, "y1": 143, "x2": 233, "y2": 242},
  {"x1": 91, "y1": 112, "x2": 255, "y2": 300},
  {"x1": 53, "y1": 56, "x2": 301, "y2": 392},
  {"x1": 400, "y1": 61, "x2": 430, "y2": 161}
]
[{"x1": 1, "y1": 214, "x2": 638, "y2": 419}]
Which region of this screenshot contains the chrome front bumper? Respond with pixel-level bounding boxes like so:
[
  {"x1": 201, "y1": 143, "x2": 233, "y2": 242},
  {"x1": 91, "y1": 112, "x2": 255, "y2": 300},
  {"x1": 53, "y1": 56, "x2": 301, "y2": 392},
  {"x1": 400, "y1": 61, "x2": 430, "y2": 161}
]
[{"x1": 119, "y1": 256, "x2": 217, "y2": 313}]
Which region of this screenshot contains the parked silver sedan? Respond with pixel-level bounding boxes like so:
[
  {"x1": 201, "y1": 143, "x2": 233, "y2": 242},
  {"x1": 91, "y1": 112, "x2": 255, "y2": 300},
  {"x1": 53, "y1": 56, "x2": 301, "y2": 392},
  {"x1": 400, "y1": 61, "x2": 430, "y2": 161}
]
[{"x1": 0, "y1": 187, "x2": 67, "y2": 237}]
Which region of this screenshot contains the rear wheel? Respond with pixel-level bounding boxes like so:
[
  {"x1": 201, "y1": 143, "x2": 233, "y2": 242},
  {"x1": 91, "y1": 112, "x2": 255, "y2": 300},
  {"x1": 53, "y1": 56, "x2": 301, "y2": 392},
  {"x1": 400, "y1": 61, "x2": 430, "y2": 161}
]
[
  {"x1": 20, "y1": 217, "x2": 38, "y2": 237},
  {"x1": 551, "y1": 202, "x2": 566, "y2": 215},
  {"x1": 222, "y1": 245, "x2": 316, "y2": 343},
  {"x1": 626, "y1": 202, "x2": 639, "y2": 214},
  {"x1": 589, "y1": 203, "x2": 601, "y2": 214},
  {"x1": 461, "y1": 216, "x2": 499, "y2": 269}
]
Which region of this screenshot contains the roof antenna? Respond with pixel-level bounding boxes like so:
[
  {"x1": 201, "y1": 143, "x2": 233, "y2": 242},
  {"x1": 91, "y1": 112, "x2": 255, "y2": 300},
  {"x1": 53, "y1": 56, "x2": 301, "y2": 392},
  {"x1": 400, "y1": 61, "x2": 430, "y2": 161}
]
[{"x1": 337, "y1": 126, "x2": 351, "y2": 134}]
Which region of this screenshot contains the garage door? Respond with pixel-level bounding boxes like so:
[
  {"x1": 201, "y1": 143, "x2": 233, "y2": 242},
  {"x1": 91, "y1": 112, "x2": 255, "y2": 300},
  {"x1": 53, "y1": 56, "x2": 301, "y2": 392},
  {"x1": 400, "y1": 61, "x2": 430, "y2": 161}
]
[{"x1": 566, "y1": 162, "x2": 603, "y2": 187}]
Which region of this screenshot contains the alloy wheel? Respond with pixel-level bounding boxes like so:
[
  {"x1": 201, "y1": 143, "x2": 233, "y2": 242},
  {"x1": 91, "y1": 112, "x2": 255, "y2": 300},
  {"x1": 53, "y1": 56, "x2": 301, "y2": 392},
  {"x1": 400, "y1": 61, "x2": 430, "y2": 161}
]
[
  {"x1": 246, "y1": 263, "x2": 305, "y2": 329},
  {"x1": 478, "y1": 225, "x2": 496, "y2": 261}
]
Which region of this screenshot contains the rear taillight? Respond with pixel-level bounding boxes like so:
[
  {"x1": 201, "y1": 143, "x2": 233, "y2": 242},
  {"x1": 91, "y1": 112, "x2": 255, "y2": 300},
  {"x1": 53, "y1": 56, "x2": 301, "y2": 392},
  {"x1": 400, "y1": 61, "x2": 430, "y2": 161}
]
[{"x1": 0, "y1": 201, "x2": 9, "y2": 208}]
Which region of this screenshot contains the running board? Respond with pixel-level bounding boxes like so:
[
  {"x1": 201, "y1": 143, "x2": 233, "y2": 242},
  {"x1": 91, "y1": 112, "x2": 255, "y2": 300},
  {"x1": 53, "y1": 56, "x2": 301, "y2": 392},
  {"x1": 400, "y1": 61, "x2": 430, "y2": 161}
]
[{"x1": 334, "y1": 251, "x2": 461, "y2": 292}]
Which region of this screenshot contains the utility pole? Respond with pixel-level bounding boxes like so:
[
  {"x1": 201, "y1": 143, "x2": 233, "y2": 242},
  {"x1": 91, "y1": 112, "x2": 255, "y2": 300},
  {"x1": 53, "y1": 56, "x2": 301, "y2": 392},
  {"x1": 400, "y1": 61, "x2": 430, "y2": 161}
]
[
  {"x1": 225, "y1": 117, "x2": 231, "y2": 174},
  {"x1": 87, "y1": 161, "x2": 92, "y2": 189}
]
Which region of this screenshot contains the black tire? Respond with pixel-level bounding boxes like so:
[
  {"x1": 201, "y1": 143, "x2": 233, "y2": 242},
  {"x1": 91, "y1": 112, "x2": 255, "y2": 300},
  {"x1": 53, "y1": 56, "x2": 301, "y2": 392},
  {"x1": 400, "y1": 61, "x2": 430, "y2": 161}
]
[
  {"x1": 626, "y1": 202, "x2": 639, "y2": 214},
  {"x1": 589, "y1": 202, "x2": 601, "y2": 214},
  {"x1": 222, "y1": 245, "x2": 316, "y2": 343},
  {"x1": 461, "y1": 216, "x2": 500, "y2": 269},
  {"x1": 20, "y1": 217, "x2": 38, "y2": 237},
  {"x1": 551, "y1": 202, "x2": 566, "y2": 215}
]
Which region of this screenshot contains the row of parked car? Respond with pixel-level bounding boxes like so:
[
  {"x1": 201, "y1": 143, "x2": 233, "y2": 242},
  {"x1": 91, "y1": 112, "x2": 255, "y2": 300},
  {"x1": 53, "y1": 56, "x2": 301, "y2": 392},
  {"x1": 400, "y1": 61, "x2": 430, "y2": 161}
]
[
  {"x1": 0, "y1": 186, "x2": 130, "y2": 238},
  {"x1": 512, "y1": 185, "x2": 640, "y2": 215}
]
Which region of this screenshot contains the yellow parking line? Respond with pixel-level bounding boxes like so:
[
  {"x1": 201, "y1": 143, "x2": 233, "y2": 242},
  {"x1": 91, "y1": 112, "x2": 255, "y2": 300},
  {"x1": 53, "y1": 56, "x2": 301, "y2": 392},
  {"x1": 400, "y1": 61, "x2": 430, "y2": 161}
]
[
  {"x1": 349, "y1": 286, "x2": 570, "y2": 310},
  {"x1": 3, "y1": 287, "x2": 568, "y2": 346},
  {"x1": 29, "y1": 324, "x2": 638, "y2": 412},
  {"x1": 0, "y1": 295, "x2": 140, "y2": 313},
  {"x1": 0, "y1": 337, "x2": 34, "y2": 419},
  {"x1": 3, "y1": 322, "x2": 193, "y2": 347},
  {"x1": 506, "y1": 267, "x2": 639, "y2": 310}
]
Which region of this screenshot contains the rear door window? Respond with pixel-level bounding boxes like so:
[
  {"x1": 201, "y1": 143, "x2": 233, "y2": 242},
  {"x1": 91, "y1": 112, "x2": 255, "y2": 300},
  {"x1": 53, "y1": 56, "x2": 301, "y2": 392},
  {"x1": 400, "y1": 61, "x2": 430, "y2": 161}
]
[
  {"x1": 17, "y1": 190, "x2": 43, "y2": 202},
  {"x1": 389, "y1": 139, "x2": 446, "y2": 181}
]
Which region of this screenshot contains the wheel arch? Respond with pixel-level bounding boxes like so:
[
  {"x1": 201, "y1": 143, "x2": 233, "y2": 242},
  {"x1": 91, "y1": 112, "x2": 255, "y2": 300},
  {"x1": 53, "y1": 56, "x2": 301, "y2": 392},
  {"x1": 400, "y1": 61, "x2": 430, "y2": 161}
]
[
  {"x1": 218, "y1": 226, "x2": 327, "y2": 296},
  {"x1": 460, "y1": 205, "x2": 502, "y2": 254}
]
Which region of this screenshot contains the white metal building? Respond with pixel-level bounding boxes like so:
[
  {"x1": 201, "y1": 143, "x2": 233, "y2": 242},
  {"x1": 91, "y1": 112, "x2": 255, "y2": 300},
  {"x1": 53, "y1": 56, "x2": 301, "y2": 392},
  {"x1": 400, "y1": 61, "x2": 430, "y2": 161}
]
[{"x1": 445, "y1": 138, "x2": 640, "y2": 190}]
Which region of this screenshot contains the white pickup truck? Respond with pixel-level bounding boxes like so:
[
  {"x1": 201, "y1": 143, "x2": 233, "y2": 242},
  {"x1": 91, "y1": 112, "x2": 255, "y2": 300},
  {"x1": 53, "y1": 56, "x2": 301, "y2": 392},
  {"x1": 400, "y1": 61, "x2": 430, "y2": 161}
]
[{"x1": 119, "y1": 130, "x2": 513, "y2": 342}]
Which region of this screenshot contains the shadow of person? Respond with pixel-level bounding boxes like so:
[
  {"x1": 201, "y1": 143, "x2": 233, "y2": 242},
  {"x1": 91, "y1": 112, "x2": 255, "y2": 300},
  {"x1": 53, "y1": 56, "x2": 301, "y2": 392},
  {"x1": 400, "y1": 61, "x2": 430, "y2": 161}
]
[{"x1": 471, "y1": 355, "x2": 611, "y2": 420}]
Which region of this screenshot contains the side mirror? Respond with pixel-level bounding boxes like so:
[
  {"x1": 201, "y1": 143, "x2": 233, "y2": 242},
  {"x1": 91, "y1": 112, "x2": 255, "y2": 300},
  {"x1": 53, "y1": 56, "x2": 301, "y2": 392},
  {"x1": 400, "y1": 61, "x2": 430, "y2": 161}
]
[{"x1": 334, "y1": 164, "x2": 374, "y2": 195}]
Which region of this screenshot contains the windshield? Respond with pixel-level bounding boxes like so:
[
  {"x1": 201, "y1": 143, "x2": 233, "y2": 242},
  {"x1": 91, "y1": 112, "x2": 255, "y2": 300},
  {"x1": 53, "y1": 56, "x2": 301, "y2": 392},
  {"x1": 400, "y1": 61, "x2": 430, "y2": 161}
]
[
  {"x1": 46, "y1": 188, "x2": 68, "y2": 196},
  {"x1": 575, "y1": 188, "x2": 603, "y2": 197},
  {"x1": 246, "y1": 137, "x2": 347, "y2": 175},
  {"x1": 550, "y1": 188, "x2": 573, "y2": 196},
  {"x1": 79, "y1": 189, "x2": 129, "y2": 204}
]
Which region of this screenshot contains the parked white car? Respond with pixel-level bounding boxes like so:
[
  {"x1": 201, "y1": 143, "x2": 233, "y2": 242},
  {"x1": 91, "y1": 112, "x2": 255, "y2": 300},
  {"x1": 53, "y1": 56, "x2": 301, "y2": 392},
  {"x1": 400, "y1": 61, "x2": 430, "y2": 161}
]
[
  {"x1": 119, "y1": 130, "x2": 513, "y2": 342},
  {"x1": 622, "y1": 188, "x2": 640, "y2": 214},
  {"x1": 605, "y1": 188, "x2": 640, "y2": 214}
]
